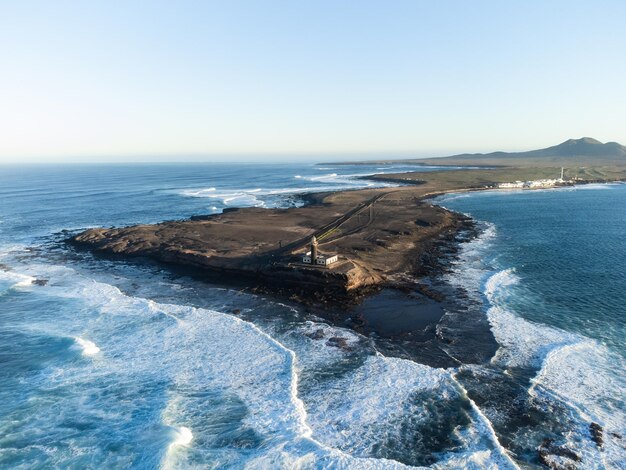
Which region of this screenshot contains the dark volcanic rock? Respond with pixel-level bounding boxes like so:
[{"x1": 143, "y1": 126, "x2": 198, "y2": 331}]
[
  {"x1": 537, "y1": 439, "x2": 581, "y2": 470},
  {"x1": 326, "y1": 337, "x2": 350, "y2": 350},
  {"x1": 189, "y1": 214, "x2": 215, "y2": 221},
  {"x1": 589, "y1": 422, "x2": 603, "y2": 448},
  {"x1": 306, "y1": 329, "x2": 325, "y2": 340}
]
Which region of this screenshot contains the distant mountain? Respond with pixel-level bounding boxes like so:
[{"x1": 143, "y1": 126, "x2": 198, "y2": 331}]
[
  {"x1": 333, "y1": 137, "x2": 626, "y2": 167},
  {"x1": 447, "y1": 137, "x2": 626, "y2": 161}
]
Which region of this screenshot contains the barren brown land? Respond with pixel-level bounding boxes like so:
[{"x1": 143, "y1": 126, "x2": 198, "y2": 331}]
[
  {"x1": 70, "y1": 162, "x2": 626, "y2": 306},
  {"x1": 71, "y1": 184, "x2": 467, "y2": 304}
]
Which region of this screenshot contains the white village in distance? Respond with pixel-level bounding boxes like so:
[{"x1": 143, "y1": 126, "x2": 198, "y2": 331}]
[{"x1": 497, "y1": 167, "x2": 573, "y2": 189}]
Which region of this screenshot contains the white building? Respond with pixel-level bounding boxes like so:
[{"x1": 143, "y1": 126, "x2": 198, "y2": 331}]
[
  {"x1": 301, "y1": 236, "x2": 338, "y2": 266},
  {"x1": 301, "y1": 251, "x2": 338, "y2": 266},
  {"x1": 498, "y1": 169, "x2": 569, "y2": 190},
  {"x1": 528, "y1": 179, "x2": 560, "y2": 188},
  {"x1": 498, "y1": 181, "x2": 525, "y2": 189},
  {"x1": 316, "y1": 254, "x2": 338, "y2": 265}
]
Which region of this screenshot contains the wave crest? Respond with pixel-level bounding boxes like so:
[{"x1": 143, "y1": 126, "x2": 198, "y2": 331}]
[{"x1": 73, "y1": 337, "x2": 101, "y2": 356}]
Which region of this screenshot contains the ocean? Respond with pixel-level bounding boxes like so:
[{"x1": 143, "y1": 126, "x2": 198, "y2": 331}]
[{"x1": 0, "y1": 163, "x2": 624, "y2": 469}]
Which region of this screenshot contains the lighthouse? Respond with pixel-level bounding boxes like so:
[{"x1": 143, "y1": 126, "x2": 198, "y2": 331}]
[
  {"x1": 300, "y1": 236, "x2": 338, "y2": 266},
  {"x1": 310, "y1": 236, "x2": 318, "y2": 263}
]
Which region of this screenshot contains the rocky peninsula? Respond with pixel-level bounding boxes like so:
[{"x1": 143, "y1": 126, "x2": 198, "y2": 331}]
[
  {"x1": 70, "y1": 164, "x2": 625, "y2": 308},
  {"x1": 71, "y1": 182, "x2": 468, "y2": 306}
]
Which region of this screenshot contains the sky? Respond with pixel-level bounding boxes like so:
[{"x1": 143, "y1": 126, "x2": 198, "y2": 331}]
[{"x1": 1, "y1": 0, "x2": 625, "y2": 163}]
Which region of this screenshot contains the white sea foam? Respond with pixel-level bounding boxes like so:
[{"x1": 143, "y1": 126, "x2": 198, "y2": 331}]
[
  {"x1": 12, "y1": 275, "x2": 36, "y2": 288},
  {"x1": 179, "y1": 187, "x2": 216, "y2": 197},
  {"x1": 162, "y1": 424, "x2": 194, "y2": 469},
  {"x1": 439, "y1": 209, "x2": 626, "y2": 468},
  {"x1": 0, "y1": 270, "x2": 36, "y2": 291},
  {"x1": 298, "y1": 353, "x2": 517, "y2": 468},
  {"x1": 35, "y1": 270, "x2": 317, "y2": 461},
  {"x1": 174, "y1": 170, "x2": 397, "y2": 208},
  {"x1": 11, "y1": 268, "x2": 311, "y2": 464},
  {"x1": 304, "y1": 356, "x2": 448, "y2": 451},
  {"x1": 179, "y1": 187, "x2": 296, "y2": 206},
  {"x1": 180, "y1": 187, "x2": 268, "y2": 207},
  {"x1": 530, "y1": 340, "x2": 626, "y2": 426},
  {"x1": 450, "y1": 380, "x2": 520, "y2": 469},
  {"x1": 573, "y1": 182, "x2": 620, "y2": 190},
  {"x1": 73, "y1": 337, "x2": 100, "y2": 356},
  {"x1": 442, "y1": 222, "x2": 497, "y2": 297},
  {"x1": 529, "y1": 342, "x2": 626, "y2": 468},
  {"x1": 435, "y1": 193, "x2": 471, "y2": 203},
  {"x1": 308, "y1": 172, "x2": 338, "y2": 180},
  {"x1": 481, "y1": 267, "x2": 626, "y2": 467},
  {"x1": 484, "y1": 268, "x2": 518, "y2": 305},
  {"x1": 301, "y1": 171, "x2": 395, "y2": 185},
  {"x1": 285, "y1": 321, "x2": 363, "y2": 369},
  {"x1": 172, "y1": 426, "x2": 193, "y2": 446},
  {"x1": 0, "y1": 243, "x2": 30, "y2": 260},
  {"x1": 2, "y1": 259, "x2": 530, "y2": 469},
  {"x1": 484, "y1": 268, "x2": 585, "y2": 369},
  {"x1": 178, "y1": 187, "x2": 266, "y2": 207}
]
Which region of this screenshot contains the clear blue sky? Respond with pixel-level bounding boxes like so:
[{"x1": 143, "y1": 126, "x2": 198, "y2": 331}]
[{"x1": 1, "y1": 1, "x2": 625, "y2": 162}]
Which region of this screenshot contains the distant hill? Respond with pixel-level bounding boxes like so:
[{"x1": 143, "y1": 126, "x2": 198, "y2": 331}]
[
  {"x1": 448, "y1": 137, "x2": 626, "y2": 160},
  {"x1": 332, "y1": 138, "x2": 626, "y2": 167}
]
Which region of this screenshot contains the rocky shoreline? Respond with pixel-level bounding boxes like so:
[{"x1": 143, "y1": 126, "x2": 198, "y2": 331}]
[
  {"x1": 67, "y1": 175, "x2": 495, "y2": 370},
  {"x1": 69, "y1": 164, "x2": 626, "y2": 312},
  {"x1": 69, "y1": 208, "x2": 469, "y2": 306},
  {"x1": 69, "y1": 182, "x2": 472, "y2": 306},
  {"x1": 68, "y1": 199, "x2": 486, "y2": 369},
  {"x1": 69, "y1": 167, "x2": 624, "y2": 367}
]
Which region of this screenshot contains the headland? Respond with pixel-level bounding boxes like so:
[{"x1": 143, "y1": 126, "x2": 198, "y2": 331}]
[
  {"x1": 70, "y1": 183, "x2": 470, "y2": 306},
  {"x1": 70, "y1": 160, "x2": 625, "y2": 308}
]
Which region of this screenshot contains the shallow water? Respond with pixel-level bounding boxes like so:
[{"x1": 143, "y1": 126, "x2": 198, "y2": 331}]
[{"x1": 0, "y1": 163, "x2": 623, "y2": 468}]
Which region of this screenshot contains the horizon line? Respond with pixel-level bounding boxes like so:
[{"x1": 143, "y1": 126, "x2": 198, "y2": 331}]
[{"x1": 0, "y1": 136, "x2": 620, "y2": 165}]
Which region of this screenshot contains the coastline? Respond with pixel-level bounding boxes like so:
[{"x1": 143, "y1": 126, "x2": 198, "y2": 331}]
[
  {"x1": 67, "y1": 172, "x2": 481, "y2": 366},
  {"x1": 67, "y1": 169, "x2": 624, "y2": 367},
  {"x1": 69, "y1": 182, "x2": 471, "y2": 306}
]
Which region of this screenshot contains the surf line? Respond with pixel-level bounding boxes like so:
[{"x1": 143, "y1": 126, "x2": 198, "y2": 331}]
[
  {"x1": 452, "y1": 375, "x2": 521, "y2": 469},
  {"x1": 230, "y1": 313, "x2": 427, "y2": 467}
]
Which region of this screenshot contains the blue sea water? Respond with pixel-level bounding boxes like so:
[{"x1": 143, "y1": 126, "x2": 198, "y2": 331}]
[
  {"x1": 437, "y1": 185, "x2": 626, "y2": 469},
  {"x1": 0, "y1": 163, "x2": 624, "y2": 469}
]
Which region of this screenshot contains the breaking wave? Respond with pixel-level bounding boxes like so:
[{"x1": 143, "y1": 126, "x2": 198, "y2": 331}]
[
  {"x1": 178, "y1": 187, "x2": 266, "y2": 207},
  {"x1": 483, "y1": 267, "x2": 626, "y2": 467},
  {"x1": 73, "y1": 337, "x2": 100, "y2": 356},
  {"x1": 440, "y1": 211, "x2": 626, "y2": 468},
  {"x1": 0, "y1": 270, "x2": 36, "y2": 292},
  {"x1": 0, "y1": 259, "x2": 527, "y2": 468}
]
